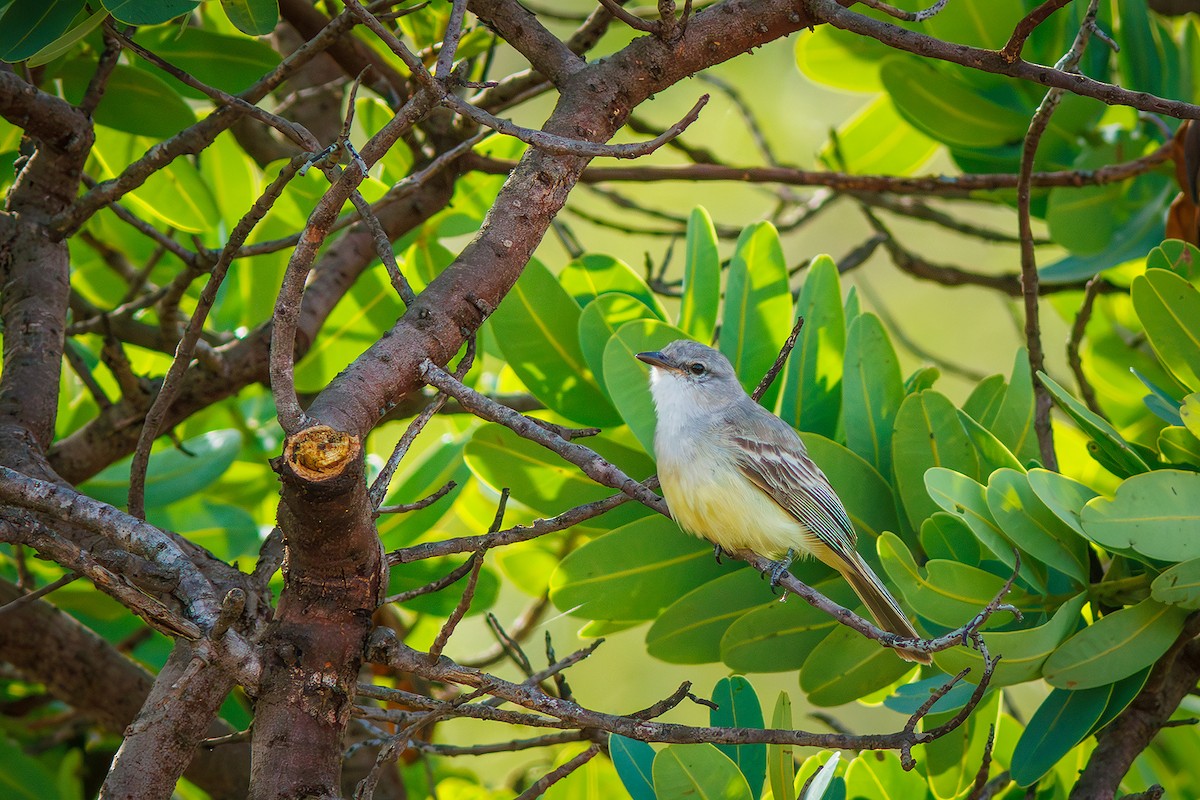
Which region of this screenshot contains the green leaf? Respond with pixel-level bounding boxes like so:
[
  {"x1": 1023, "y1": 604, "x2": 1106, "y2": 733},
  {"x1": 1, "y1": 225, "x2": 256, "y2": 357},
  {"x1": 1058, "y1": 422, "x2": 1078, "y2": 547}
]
[
  {"x1": 892, "y1": 390, "x2": 979, "y2": 532},
  {"x1": 820, "y1": 95, "x2": 937, "y2": 174},
  {"x1": 711, "y1": 677, "x2": 766, "y2": 800},
  {"x1": 0, "y1": 0, "x2": 83, "y2": 62},
  {"x1": 796, "y1": 752, "x2": 842, "y2": 800},
  {"x1": 679, "y1": 207, "x2": 720, "y2": 343},
  {"x1": 720, "y1": 222, "x2": 792, "y2": 406},
  {"x1": 1026, "y1": 468, "x2": 1099, "y2": 538},
  {"x1": 26, "y1": 7, "x2": 107, "y2": 69},
  {"x1": 1080, "y1": 470, "x2": 1200, "y2": 561},
  {"x1": 102, "y1": 0, "x2": 198, "y2": 25},
  {"x1": 768, "y1": 693, "x2": 795, "y2": 800},
  {"x1": 611, "y1": 734, "x2": 657, "y2": 800},
  {"x1": 932, "y1": 593, "x2": 1087, "y2": 687},
  {"x1": 489, "y1": 259, "x2": 620, "y2": 426},
  {"x1": 578, "y1": 294, "x2": 658, "y2": 393},
  {"x1": 1182, "y1": 393, "x2": 1200, "y2": 440},
  {"x1": 1147, "y1": 240, "x2": 1200, "y2": 281},
  {"x1": 1039, "y1": 372, "x2": 1151, "y2": 478},
  {"x1": 377, "y1": 438, "x2": 469, "y2": 548},
  {"x1": 924, "y1": 0, "x2": 1024, "y2": 49},
  {"x1": 62, "y1": 61, "x2": 195, "y2": 138},
  {"x1": 0, "y1": 737, "x2": 64, "y2": 799},
  {"x1": 794, "y1": 24, "x2": 886, "y2": 92},
  {"x1": 921, "y1": 690, "x2": 999, "y2": 800},
  {"x1": 221, "y1": 0, "x2": 277, "y2": 35},
  {"x1": 134, "y1": 27, "x2": 281, "y2": 98},
  {"x1": 1043, "y1": 598, "x2": 1190, "y2": 690},
  {"x1": 151, "y1": 498, "x2": 259, "y2": 562},
  {"x1": 842, "y1": 313, "x2": 903, "y2": 478},
  {"x1": 881, "y1": 55, "x2": 1029, "y2": 148},
  {"x1": 647, "y1": 569, "x2": 773, "y2": 664},
  {"x1": 843, "y1": 750, "x2": 929, "y2": 800},
  {"x1": 990, "y1": 349, "x2": 1040, "y2": 464},
  {"x1": 919, "y1": 513, "x2": 980, "y2": 565},
  {"x1": 963, "y1": 374, "x2": 1007, "y2": 429},
  {"x1": 799, "y1": 622, "x2": 914, "y2": 707},
  {"x1": 80, "y1": 429, "x2": 243, "y2": 510},
  {"x1": 1158, "y1": 425, "x2": 1200, "y2": 467},
  {"x1": 957, "y1": 410, "x2": 1023, "y2": 475},
  {"x1": 602, "y1": 319, "x2": 690, "y2": 454},
  {"x1": 1152, "y1": 556, "x2": 1200, "y2": 609},
  {"x1": 1132, "y1": 267, "x2": 1200, "y2": 391},
  {"x1": 653, "y1": 744, "x2": 753, "y2": 800},
  {"x1": 1089, "y1": 667, "x2": 1151, "y2": 737},
  {"x1": 464, "y1": 424, "x2": 652, "y2": 526},
  {"x1": 1010, "y1": 684, "x2": 1112, "y2": 787},
  {"x1": 720, "y1": 574, "x2": 855, "y2": 673},
  {"x1": 924, "y1": 468, "x2": 1016, "y2": 574},
  {"x1": 986, "y1": 469, "x2": 1089, "y2": 584},
  {"x1": 560, "y1": 254, "x2": 666, "y2": 320},
  {"x1": 778, "y1": 256, "x2": 842, "y2": 437},
  {"x1": 549, "y1": 516, "x2": 733, "y2": 621}
]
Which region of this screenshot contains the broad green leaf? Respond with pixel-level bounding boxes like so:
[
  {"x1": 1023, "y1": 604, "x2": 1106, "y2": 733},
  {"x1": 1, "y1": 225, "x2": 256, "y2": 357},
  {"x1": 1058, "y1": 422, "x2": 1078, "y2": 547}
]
[
  {"x1": 103, "y1": 0, "x2": 198, "y2": 25},
  {"x1": 134, "y1": 27, "x2": 281, "y2": 98},
  {"x1": 1158, "y1": 425, "x2": 1200, "y2": 467},
  {"x1": 0, "y1": 736, "x2": 65, "y2": 799},
  {"x1": 1010, "y1": 684, "x2": 1112, "y2": 787},
  {"x1": 924, "y1": 468, "x2": 1016, "y2": 574},
  {"x1": 0, "y1": 0, "x2": 83, "y2": 62},
  {"x1": 25, "y1": 6, "x2": 106, "y2": 67},
  {"x1": 919, "y1": 513, "x2": 980, "y2": 565},
  {"x1": 151, "y1": 498, "x2": 259, "y2": 562},
  {"x1": 1026, "y1": 468, "x2": 1099, "y2": 537},
  {"x1": 932, "y1": 593, "x2": 1087, "y2": 687},
  {"x1": 1181, "y1": 393, "x2": 1200, "y2": 440},
  {"x1": 1039, "y1": 373, "x2": 1151, "y2": 478},
  {"x1": 61, "y1": 61, "x2": 196, "y2": 138},
  {"x1": 711, "y1": 677, "x2": 766, "y2": 800},
  {"x1": 579, "y1": 294, "x2": 658, "y2": 393},
  {"x1": 1080, "y1": 470, "x2": 1200, "y2": 561},
  {"x1": 647, "y1": 569, "x2": 773, "y2": 664},
  {"x1": 957, "y1": 411, "x2": 1023, "y2": 475},
  {"x1": 778, "y1": 256, "x2": 842, "y2": 438},
  {"x1": 795, "y1": 24, "x2": 886, "y2": 91},
  {"x1": 679, "y1": 207, "x2": 720, "y2": 343},
  {"x1": 560, "y1": 254, "x2": 666, "y2": 320},
  {"x1": 799, "y1": 623, "x2": 914, "y2": 707},
  {"x1": 721, "y1": 222, "x2": 792, "y2": 406},
  {"x1": 796, "y1": 752, "x2": 842, "y2": 800},
  {"x1": 1147, "y1": 240, "x2": 1200, "y2": 281},
  {"x1": 904, "y1": 366, "x2": 940, "y2": 394},
  {"x1": 610, "y1": 735, "x2": 657, "y2": 800},
  {"x1": 653, "y1": 744, "x2": 753, "y2": 800},
  {"x1": 80, "y1": 429, "x2": 243, "y2": 510},
  {"x1": 820, "y1": 95, "x2": 937, "y2": 175},
  {"x1": 1152, "y1": 556, "x2": 1200, "y2": 609},
  {"x1": 549, "y1": 516, "x2": 733, "y2": 621},
  {"x1": 1117, "y1": 0, "x2": 1174, "y2": 97},
  {"x1": 881, "y1": 55, "x2": 1029, "y2": 148},
  {"x1": 768, "y1": 693, "x2": 795, "y2": 800},
  {"x1": 377, "y1": 438, "x2": 469, "y2": 548},
  {"x1": 883, "y1": 676, "x2": 977, "y2": 716},
  {"x1": 1132, "y1": 267, "x2": 1200, "y2": 391},
  {"x1": 1043, "y1": 598, "x2": 1189, "y2": 690},
  {"x1": 986, "y1": 469, "x2": 1089, "y2": 584},
  {"x1": 799, "y1": 432, "x2": 901, "y2": 562},
  {"x1": 1040, "y1": 188, "x2": 1169, "y2": 284},
  {"x1": 963, "y1": 374, "x2": 1007, "y2": 429},
  {"x1": 924, "y1": 0, "x2": 1024, "y2": 49},
  {"x1": 602, "y1": 319, "x2": 689, "y2": 454},
  {"x1": 878, "y1": 532, "x2": 1023, "y2": 630},
  {"x1": 892, "y1": 390, "x2": 979, "y2": 531},
  {"x1": 843, "y1": 750, "x2": 929, "y2": 800},
  {"x1": 720, "y1": 573, "x2": 853, "y2": 674},
  {"x1": 990, "y1": 349, "x2": 1039, "y2": 464},
  {"x1": 490, "y1": 259, "x2": 620, "y2": 426},
  {"x1": 842, "y1": 313, "x2": 903, "y2": 478},
  {"x1": 464, "y1": 424, "x2": 652, "y2": 526},
  {"x1": 1089, "y1": 667, "x2": 1152, "y2": 736},
  {"x1": 221, "y1": 0, "x2": 277, "y2": 35}
]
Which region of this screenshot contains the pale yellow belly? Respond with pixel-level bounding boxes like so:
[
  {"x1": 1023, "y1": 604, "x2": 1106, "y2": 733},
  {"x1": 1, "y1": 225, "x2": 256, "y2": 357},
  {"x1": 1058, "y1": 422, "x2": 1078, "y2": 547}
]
[{"x1": 658, "y1": 449, "x2": 819, "y2": 560}]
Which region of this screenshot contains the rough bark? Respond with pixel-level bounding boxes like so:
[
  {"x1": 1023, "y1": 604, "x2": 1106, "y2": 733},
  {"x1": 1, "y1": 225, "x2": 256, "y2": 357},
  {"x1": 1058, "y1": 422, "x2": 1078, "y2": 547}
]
[{"x1": 251, "y1": 427, "x2": 385, "y2": 799}]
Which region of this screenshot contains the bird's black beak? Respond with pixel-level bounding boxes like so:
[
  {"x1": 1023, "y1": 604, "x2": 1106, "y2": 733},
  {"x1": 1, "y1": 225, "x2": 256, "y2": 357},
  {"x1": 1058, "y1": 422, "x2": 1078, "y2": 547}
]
[{"x1": 636, "y1": 351, "x2": 674, "y2": 371}]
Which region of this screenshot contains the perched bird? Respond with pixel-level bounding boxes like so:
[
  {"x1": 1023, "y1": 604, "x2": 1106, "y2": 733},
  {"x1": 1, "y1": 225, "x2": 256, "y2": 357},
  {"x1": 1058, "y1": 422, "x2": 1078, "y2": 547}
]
[{"x1": 636, "y1": 340, "x2": 930, "y2": 664}]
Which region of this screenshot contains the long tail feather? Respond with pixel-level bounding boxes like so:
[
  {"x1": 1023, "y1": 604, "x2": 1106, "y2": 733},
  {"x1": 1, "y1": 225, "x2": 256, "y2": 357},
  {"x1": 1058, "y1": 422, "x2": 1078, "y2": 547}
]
[{"x1": 836, "y1": 551, "x2": 931, "y2": 664}]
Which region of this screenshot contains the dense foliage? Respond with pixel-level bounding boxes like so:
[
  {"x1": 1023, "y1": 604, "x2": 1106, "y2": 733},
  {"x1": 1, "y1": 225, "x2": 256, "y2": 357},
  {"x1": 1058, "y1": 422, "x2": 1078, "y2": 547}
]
[{"x1": 4, "y1": 0, "x2": 1200, "y2": 798}]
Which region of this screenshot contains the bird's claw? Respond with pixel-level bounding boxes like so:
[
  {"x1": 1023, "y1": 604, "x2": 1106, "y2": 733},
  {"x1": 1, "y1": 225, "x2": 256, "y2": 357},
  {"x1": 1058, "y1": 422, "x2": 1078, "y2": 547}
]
[
  {"x1": 713, "y1": 543, "x2": 728, "y2": 564},
  {"x1": 764, "y1": 549, "x2": 795, "y2": 595}
]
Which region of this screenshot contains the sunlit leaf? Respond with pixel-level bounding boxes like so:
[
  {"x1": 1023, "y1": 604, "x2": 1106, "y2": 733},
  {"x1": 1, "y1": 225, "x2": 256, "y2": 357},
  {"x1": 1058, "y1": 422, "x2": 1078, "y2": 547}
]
[
  {"x1": 679, "y1": 207, "x2": 720, "y2": 343},
  {"x1": 1080, "y1": 470, "x2": 1200, "y2": 561},
  {"x1": 653, "y1": 744, "x2": 753, "y2": 800},
  {"x1": 711, "y1": 677, "x2": 766, "y2": 800},
  {"x1": 721, "y1": 222, "x2": 792, "y2": 406},
  {"x1": 778, "y1": 256, "x2": 842, "y2": 437},
  {"x1": 842, "y1": 313, "x2": 903, "y2": 479}
]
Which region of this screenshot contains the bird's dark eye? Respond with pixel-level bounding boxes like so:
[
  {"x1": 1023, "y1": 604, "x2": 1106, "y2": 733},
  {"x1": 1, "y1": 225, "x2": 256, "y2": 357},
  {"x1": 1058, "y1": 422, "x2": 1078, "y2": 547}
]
[{"x1": 689, "y1": 362, "x2": 706, "y2": 376}]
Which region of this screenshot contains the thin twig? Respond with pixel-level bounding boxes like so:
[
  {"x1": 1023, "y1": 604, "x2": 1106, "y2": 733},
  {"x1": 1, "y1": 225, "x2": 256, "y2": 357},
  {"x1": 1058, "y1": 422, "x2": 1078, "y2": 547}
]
[
  {"x1": 383, "y1": 553, "x2": 476, "y2": 606},
  {"x1": 857, "y1": 0, "x2": 948, "y2": 23},
  {"x1": 1002, "y1": 0, "x2": 1075, "y2": 63},
  {"x1": 513, "y1": 744, "x2": 601, "y2": 800},
  {"x1": 1066, "y1": 275, "x2": 1105, "y2": 417},
  {"x1": 751, "y1": 315, "x2": 804, "y2": 402},
  {"x1": 0, "y1": 572, "x2": 80, "y2": 616},
  {"x1": 378, "y1": 480, "x2": 457, "y2": 515}
]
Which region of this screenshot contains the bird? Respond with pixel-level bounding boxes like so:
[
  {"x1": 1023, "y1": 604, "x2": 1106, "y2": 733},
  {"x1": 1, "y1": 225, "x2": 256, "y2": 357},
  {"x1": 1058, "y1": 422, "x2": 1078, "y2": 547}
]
[{"x1": 636, "y1": 339, "x2": 930, "y2": 664}]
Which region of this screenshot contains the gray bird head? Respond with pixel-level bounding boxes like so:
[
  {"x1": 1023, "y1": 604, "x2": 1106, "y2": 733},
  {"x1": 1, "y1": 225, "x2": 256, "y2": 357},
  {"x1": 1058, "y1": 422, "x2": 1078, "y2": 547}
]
[{"x1": 636, "y1": 340, "x2": 747, "y2": 412}]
